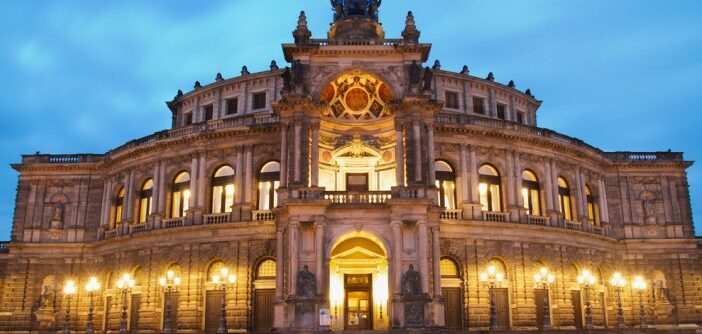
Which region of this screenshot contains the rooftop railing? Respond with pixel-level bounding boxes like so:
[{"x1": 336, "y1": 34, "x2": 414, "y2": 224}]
[
  {"x1": 305, "y1": 38, "x2": 403, "y2": 47},
  {"x1": 0, "y1": 241, "x2": 8, "y2": 253}
]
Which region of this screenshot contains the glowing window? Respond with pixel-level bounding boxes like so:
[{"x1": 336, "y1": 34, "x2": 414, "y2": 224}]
[
  {"x1": 113, "y1": 187, "x2": 125, "y2": 228},
  {"x1": 257, "y1": 259, "x2": 276, "y2": 279},
  {"x1": 435, "y1": 161, "x2": 456, "y2": 209},
  {"x1": 479, "y1": 164, "x2": 502, "y2": 212},
  {"x1": 585, "y1": 186, "x2": 600, "y2": 226},
  {"x1": 212, "y1": 166, "x2": 235, "y2": 214},
  {"x1": 558, "y1": 177, "x2": 573, "y2": 221},
  {"x1": 171, "y1": 172, "x2": 190, "y2": 218},
  {"x1": 258, "y1": 162, "x2": 280, "y2": 210},
  {"x1": 138, "y1": 179, "x2": 153, "y2": 224},
  {"x1": 521, "y1": 170, "x2": 541, "y2": 216},
  {"x1": 440, "y1": 258, "x2": 459, "y2": 277}
]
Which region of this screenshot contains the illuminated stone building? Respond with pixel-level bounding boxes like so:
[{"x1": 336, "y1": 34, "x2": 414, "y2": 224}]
[{"x1": 0, "y1": 1, "x2": 700, "y2": 333}]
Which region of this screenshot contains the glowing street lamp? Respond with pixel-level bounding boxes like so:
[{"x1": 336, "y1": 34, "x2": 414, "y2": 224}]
[
  {"x1": 62, "y1": 280, "x2": 76, "y2": 334},
  {"x1": 533, "y1": 267, "x2": 555, "y2": 330},
  {"x1": 610, "y1": 272, "x2": 627, "y2": 329},
  {"x1": 159, "y1": 270, "x2": 181, "y2": 334},
  {"x1": 577, "y1": 269, "x2": 596, "y2": 330},
  {"x1": 85, "y1": 277, "x2": 101, "y2": 334},
  {"x1": 211, "y1": 267, "x2": 237, "y2": 334},
  {"x1": 116, "y1": 273, "x2": 136, "y2": 334},
  {"x1": 632, "y1": 275, "x2": 648, "y2": 329},
  {"x1": 480, "y1": 264, "x2": 504, "y2": 331}
]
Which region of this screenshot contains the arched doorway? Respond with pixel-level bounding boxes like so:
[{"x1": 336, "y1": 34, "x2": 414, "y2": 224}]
[
  {"x1": 329, "y1": 232, "x2": 389, "y2": 331},
  {"x1": 253, "y1": 258, "x2": 276, "y2": 333}
]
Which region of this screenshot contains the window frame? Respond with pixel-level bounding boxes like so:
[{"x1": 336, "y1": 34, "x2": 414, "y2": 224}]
[
  {"x1": 113, "y1": 187, "x2": 125, "y2": 228},
  {"x1": 444, "y1": 91, "x2": 459, "y2": 110},
  {"x1": 171, "y1": 172, "x2": 190, "y2": 218},
  {"x1": 257, "y1": 161, "x2": 281, "y2": 210},
  {"x1": 225, "y1": 97, "x2": 239, "y2": 116},
  {"x1": 252, "y1": 91, "x2": 267, "y2": 110},
  {"x1": 521, "y1": 170, "x2": 541, "y2": 216},
  {"x1": 472, "y1": 96, "x2": 485, "y2": 115},
  {"x1": 557, "y1": 177, "x2": 573, "y2": 221},
  {"x1": 479, "y1": 164, "x2": 503, "y2": 212},
  {"x1": 203, "y1": 104, "x2": 214, "y2": 122},
  {"x1": 496, "y1": 103, "x2": 506, "y2": 120},
  {"x1": 138, "y1": 179, "x2": 153, "y2": 224},
  {"x1": 585, "y1": 186, "x2": 600, "y2": 226},
  {"x1": 211, "y1": 166, "x2": 236, "y2": 214},
  {"x1": 435, "y1": 160, "x2": 457, "y2": 210}
]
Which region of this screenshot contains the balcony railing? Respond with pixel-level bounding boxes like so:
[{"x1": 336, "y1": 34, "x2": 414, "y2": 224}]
[
  {"x1": 565, "y1": 220, "x2": 582, "y2": 231},
  {"x1": 325, "y1": 191, "x2": 392, "y2": 205},
  {"x1": 253, "y1": 210, "x2": 275, "y2": 221},
  {"x1": 204, "y1": 213, "x2": 229, "y2": 225},
  {"x1": 162, "y1": 217, "x2": 185, "y2": 229},
  {"x1": 129, "y1": 224, "x2": 147, "y2": 234},
  {"x1": 482, "y1": 211, "x2": 509, "y2": 222},
  {"x1": 527, "y1": 215, "x2": 550, "y2": 226},
  {"x1": 0, "y1": 241, "x2": 9, "y2": 253},
  {"x1": 440, "y1": 209, "x2": 463, "y2": 220}
]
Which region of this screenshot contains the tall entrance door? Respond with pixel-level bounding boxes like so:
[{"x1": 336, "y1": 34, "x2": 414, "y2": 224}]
[
  {"x1": 443, "y1": 287, "x2": 463, "y2": 330},
  {"x1": 535, "y1": 288, "x2": 547, "y2": 329},
  {"x1": 346, "y1": 173, "x2": 369, "y2": 192},
  {"x1": 344, "y1": 274, "x2": 373, "y2": 330},
  {"x1": 571, "y1": 290, "x2": 583, "y2": 329},
  {"x1": 494, "y1": 288, "x2": 510, "y2": 330},
  {"x1": 204, "y1": 290, "x2": 223, "y2": 333},
  {"x1": 129, "y1": 294, "x2": 141, "y2": 334},
  {"x1": 254, "y1": 289, "x2": 275, "y2": 333}
]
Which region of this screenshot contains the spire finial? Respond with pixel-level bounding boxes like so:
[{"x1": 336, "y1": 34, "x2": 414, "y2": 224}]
[
  {"x1": 293, "y1": 10, "x2": 312, "y2": 44},
  {"x1": 402, "y1": 11, "x2": 420, "y2": 44}
]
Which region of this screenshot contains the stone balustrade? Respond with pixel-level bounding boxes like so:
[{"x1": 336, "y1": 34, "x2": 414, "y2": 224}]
[
  {"x1": 440, "y1": 209, "x2": 463, "y2": 220},
  {"x1": 203, "y1": 213, "x2": 229, "y2": 225},
  {"x1": 252, "y1": 210, "x2": 275, "y2": 221},
  {"x1": 324, "y1": 191, "x2": 391, "y2": 205},
  {"x1": 162, "y1": 217, "x2": 185, "y2": 229},
  {"x1": 527, "y1": 215, "x2": 550, "y2": 226},
  {"x1": 482, "y1": 211, "x2": 509, "y2": 222},
  {"x1": 0, "y1": 242, "x2": 8, "y2": 253},
  {"x1": 565, "y1": 220, "x2": 583, "y2": 231}
]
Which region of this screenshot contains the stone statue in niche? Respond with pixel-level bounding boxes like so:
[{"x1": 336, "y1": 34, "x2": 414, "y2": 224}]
[
  {"x1": 422, "y1": 67, "x2": 433, "y2": 91},
  {"x1": 52, "y1": 203, "x2": 64, "y2": 223},
  {"x1": 39, "y1": 285, "x2": 55, "y2": 309},
  {"x1": 297, "y1": 265, "x2": 316, "y2": 298},
  {"x1": 402, "y1": 264, "x2": 421, "y2": 296},
  {"x1": 281, "y1": 67, "x2": 292, "y2": 92}
]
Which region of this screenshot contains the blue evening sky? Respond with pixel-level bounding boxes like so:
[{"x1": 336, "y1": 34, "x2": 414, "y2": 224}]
[{"x1": 0, "y1": 1, "x2": 700, "y2": 239}]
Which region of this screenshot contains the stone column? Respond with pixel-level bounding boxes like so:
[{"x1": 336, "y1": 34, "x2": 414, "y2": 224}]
[
  {"x1": 395, "y1": 122, "x2": 405, "y2": 187},
  {"x1": 235, "y1": 147, "x2": 243, "y2": 203},
  {"x1": 543, "y1": 160, "x2": 554, "y2": 213},
  {"x1": 417, "y1": 222, "x2": 429, "y2": 294},
  {"x1": 280, "y1": 121, "x2": 289, "y2": 187},
  {"x1": 276, "y1": 228, "x2": 285, "y2": 299},
  {"x1": 575, "y1": 168, "x2": 587, "y2": 221},
  {"x1": 99, "y1": 179, "x2": 111, "y2": 228},
  {"x1": 488, "y1": 89, "x2": 496, "y2": 118},
  {"x1": 289, "y1": 222, "x2": 300, "y2": 296},
  {"x1": 549, "y1": 161, "x2": 560, "y2": 225},
  {"x1": 188, "y1": 154, "x2": 199, "y2": 210},
  {"x1": 598, "y1": 178, "x2": 609, "y2": 223},
  {"x1": 468, "y1": 145, "x2": 479, "y2": 204},
  {"x1": 197, "y1": 152, "x2": 207, "y2": 208},
  {"x1": 294, "y1": 121, "x2": 302, "y2": 184},
  {"x1": 152, "y1": 162, "x2": 161, "y2": 216},
  {"x1": 244, "y1": 145, "x2": 253, "y2": 204},
  {"x1": 310, "y1": 120, "x2": 320, "y2": 187},
  {"x1": 314, "y1": 221, "x2": 325, "y2": 295},
  {"x1": 157, "y1": 161, "x2": 167, "y2": 214},
  {"x1": 514, "y1": 153, "x2": 523, "y2": 208},
  {"x1": 413, "y1": 118, "x2": 422, "y2": 183},
  {"x1": 505, "y1": 152, "x2": 515, "y2": 208},
  {"x1": 124, "y1": 171, "x2": 134, "y2": 223},
  {"x1": 459, "y1": 144, "x2": 470, "y2": 203},
  {"x1": 426, "y1": 121, "x2": 436, "y2": 185},
  {"x1": 431, "y1": 227, "x2": 441, "y2": 297},
  {"x1": 391, "y1": 222, "x2": 402, "y2": 294}
]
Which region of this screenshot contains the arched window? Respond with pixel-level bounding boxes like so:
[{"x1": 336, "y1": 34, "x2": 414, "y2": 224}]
[
  {"x1": 171, "y1": 172, "x2": 190, "y2": 218},
  {"x1": 440, "y1": 258, "x2": 460, "y2": 278},
  {"x1": 138, "y1": 179, "x2": 153, "y2": 224},
  {"x1": 257, "y1": 162, "x2": 280, "y2": 210},
  {"x1": 211, "y1": 166, "x2": 235, "y2": 214},
  {"x1": 557, "y1": 177, "x2": 573, "y2": 221},
  {"x1": 521, "y1": 170, "x2": 541, "y2": 216},
  {"x1": 256, "y1": 259, "x2": 277, "y2": 279},
  {"x1": 113, "y1": 187, "x2": 125, "y2": 228},
  {"x1": 479, "y1": 164, "x2": 502, "y2": 212},
  {"x1": 585, "y1": 186, "x2": 600, "y2": 226},
  {"x1": 435, "y1": 161, "x2": 456, "y2": 209}
]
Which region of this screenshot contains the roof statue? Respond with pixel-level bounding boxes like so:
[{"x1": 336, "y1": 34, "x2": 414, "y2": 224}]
[{"x1": 331, "y1": 0, "x2": 381, "y2": 21}]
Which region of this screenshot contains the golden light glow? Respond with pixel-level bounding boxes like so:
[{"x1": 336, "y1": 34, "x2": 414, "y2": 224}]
[
  {"x1": 577, "y1": 269, "x2": 596, "y2": 285},
  {"x1": 85, "y1": 276, "x2": 100, "y2": 292},
  {"x1": 116, "y1": 273, "x2": 135, "y2": 289},
  {"x1": 534, "y1": 267, "x2": 555, "y2": 285},
  {"x1": 632, "y1": 275, "x2": 647, "y2": 290},
  {"x1": 610, "y1": 272, "x2": 626, "y2": 288},
  {"x1": 63, "y1": 280, "x2": 76, "y2": 295},
  {"x1": 225, "y1": 184, "x2": 234, "y2": 195},
  {"x1": 479, "y1": 183, "x2": 488, "y2": 194}
]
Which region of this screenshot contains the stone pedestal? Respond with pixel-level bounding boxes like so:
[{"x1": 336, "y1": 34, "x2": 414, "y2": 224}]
[
  {"x1": 402, "y1": 294, "x2": 431, "y2": 329},
  {"x1": 34, "y1": 307, "x2": 56, "y2": 328}
]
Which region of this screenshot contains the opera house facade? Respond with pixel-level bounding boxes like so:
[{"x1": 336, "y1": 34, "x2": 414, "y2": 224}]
[{"x1": 0, "y1": 1, "x2": 700, "y2": 333}]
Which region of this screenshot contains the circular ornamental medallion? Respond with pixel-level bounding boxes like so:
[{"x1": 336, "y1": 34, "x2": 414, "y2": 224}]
[{"x1": 345, "y1": 88, "x2": 369, "y2": 112}]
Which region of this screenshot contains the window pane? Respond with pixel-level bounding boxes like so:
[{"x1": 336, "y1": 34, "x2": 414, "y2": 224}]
[
  {"x1": 440, "y1": 259, "x2": 458, "y2": 277},
  {"x1": 224, "y1": 184, "x2": 234, "y2": 213},
  {"x1": 139, "y1": 198, "x2": 147, "y2": 223},
  {"x1": 489, "y1": 184, "x2": 501, "y2": 211},
  {"x1": 172, "y1": 191, "x2": 182, "y2": 218},
  {"x1": 479, "y1": 182, "x2": 489, "y2": 211},
  {"x1": 530, "y1": 189, "x2": 540, "y2": 216},
  {"x1": 257, "y1": 260, "x2": 276, "y2": 278},
  {"x1": 443, "y1": 180, "x2": 456, "y2": 209},
  {"x1": 212, "y1": 186, "x2": 223, "y2": 213},
  {"x1": 258, "y1": 182, "x2": 270, "y2": 210}
]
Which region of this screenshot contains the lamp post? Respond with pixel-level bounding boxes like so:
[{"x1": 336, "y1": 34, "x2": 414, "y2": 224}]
[
  {"x1": 85, "y1": 277, "x2": 101, "y2": 334},
  {"x1": 480, "y1": 264, "x2": 504, "y2": 331},
  {"x1": 159, "y1": 270, "x2": 181, "y2": 334},
  {"x1": 577, "y1": 269, "x2": 596, "y2": 330},
  {"x1": 210, "y1": 267, "x2": 237, "y2": 334},
  {"x1": 610, "y1": 272, "x2": 627, "y2": 329},
  {"x1": 62, "y1": 280, "x2": 76, "y2": 334},
  {"x1": 632, "y1": 275, "x2": 648, "y2": 329},
  {"x1": 533, "y1": 267, "x2": 555, "y2": 330},
  {"x1": 116, "y1": 273, "x2": 136, "y2": 334}
]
